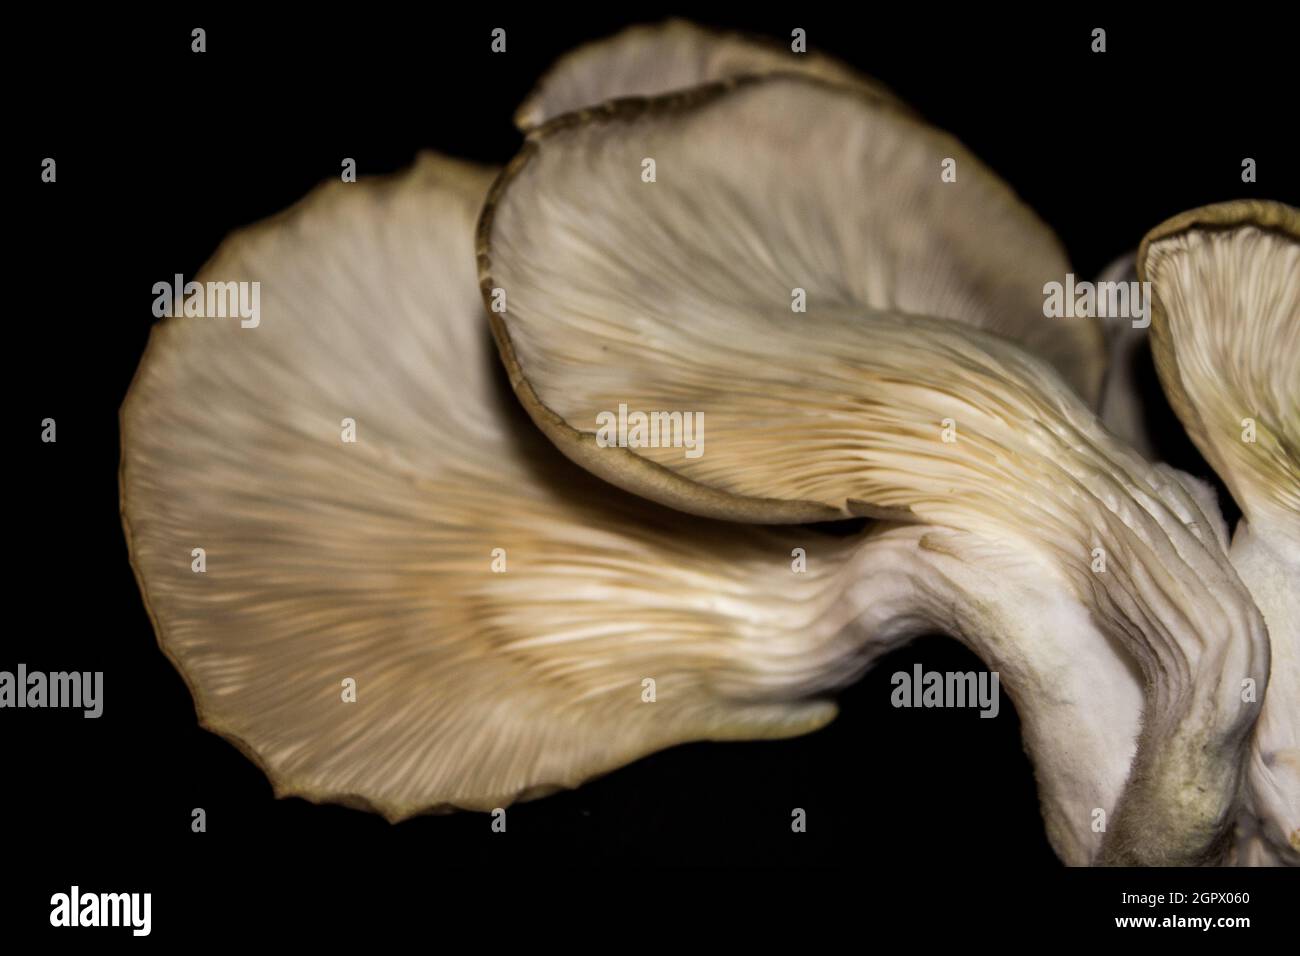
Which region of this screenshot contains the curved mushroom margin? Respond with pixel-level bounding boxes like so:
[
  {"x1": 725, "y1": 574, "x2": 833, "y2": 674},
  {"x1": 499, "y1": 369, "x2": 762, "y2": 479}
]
[
  {"x1": 514, "y1": 16, "x2": 912, "y2": 130},
  {"x1": 117, "y1": 158, "x2": 502, "y2": 821}
]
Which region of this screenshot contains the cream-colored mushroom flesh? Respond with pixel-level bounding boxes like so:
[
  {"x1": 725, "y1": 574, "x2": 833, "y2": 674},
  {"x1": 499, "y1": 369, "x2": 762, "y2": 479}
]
[
  {"x1": 515, "y1": 17, "x2": 903, "y2": 131},
  {"x1": 481, "y1": 78, "x2": 1272, "y2": 864},
  {"x1": 120, "y1": 154, "x2": 897, "y2": 819},
  {"x1": 1140, "y1": 200, "x2": 1300, "y2": 862}
]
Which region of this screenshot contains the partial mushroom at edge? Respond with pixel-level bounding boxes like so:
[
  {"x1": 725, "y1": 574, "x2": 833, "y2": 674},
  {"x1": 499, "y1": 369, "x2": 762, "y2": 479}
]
[{"x1": 1140, "y1": 200, "x2": 1300, "y2": 863}]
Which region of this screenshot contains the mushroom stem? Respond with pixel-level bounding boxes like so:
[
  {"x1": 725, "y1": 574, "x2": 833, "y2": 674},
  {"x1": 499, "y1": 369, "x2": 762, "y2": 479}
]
[
  {"x1": 836, "y1": 524, "x2": 1142, "y2": 865},
  {"x1": 828, "y1": 490, "x2": 1258, "y2": 866},
  {"x1": 837, "y1": 507, "x2": 1262, "y2": 865},
  {"x1": 1232, "y1": 523, "x2": 1300, "y2": 862}
]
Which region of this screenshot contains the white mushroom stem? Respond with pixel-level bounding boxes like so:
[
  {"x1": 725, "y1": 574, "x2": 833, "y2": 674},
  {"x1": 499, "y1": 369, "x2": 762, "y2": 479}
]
[
  {"x1": 1231, "y1": 523, "x2": 1300, "y2": 862},
  {"x1": 830, "y1": 524, "x2": 1142, "y2": 864}
]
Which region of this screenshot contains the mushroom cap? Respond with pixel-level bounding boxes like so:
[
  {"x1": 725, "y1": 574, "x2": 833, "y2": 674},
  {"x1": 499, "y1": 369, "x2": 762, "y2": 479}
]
[
  {"x1": 483, "y1": 75, "x2": 1108, "y2": 524},
  {"x1": 1139, "y1": 200, "x2": 1299, "y2": 533},
  {"x1": 479, "y1": 73, "x2": 1256, "y2": 668},
  {"x1": 514, "y1": 17, "x2": 906, "y2": 131},
  {"x1": 120, "y1": 154, "x2": 888, "y2": 820}
]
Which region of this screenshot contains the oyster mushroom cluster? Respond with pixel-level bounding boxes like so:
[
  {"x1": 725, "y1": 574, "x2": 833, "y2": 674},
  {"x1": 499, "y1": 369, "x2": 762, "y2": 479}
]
[{"x1": 120, "y1": 20, "x2": 1298, "y2": 866}]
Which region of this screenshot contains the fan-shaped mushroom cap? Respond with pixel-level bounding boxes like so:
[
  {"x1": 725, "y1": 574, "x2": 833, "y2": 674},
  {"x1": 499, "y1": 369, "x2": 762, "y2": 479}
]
[
  {"x1": 1140, "y1": 200, "x2": 1300, "y2": 863},
  {"x1": 481, "y1": 78, "x2": 1271, "y2": 864},
  {"x1": 121, "y1": 154, "x2": 889, "y2": 819},
  {"x1": 515, "y1": 17, "x2": 904, "y2": 131},
  {"x1": 488, "y1": 76, "x2": 1104, "y2": 528}
]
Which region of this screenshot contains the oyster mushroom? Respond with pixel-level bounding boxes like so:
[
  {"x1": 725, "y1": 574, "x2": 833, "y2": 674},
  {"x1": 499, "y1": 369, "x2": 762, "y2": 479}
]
[
  {"x1": 478, "y1": 73, "x2": 1272, "y2": 865},
  {"x1": 121, "y1": 154, "x2": 918, "y2": 819},
  {"x1": 124, "y1": 152, "x2": 1141, "y2": 863},
  {"x1": 1139, "y1": 200, "x2": 1300, "y2": 863},
  {"x1": 123, "y1": 150, "x2": 1180, "y2": 862},
  {"x1": 120, "y1": 23, "x2": 1288, "y2": 867}
]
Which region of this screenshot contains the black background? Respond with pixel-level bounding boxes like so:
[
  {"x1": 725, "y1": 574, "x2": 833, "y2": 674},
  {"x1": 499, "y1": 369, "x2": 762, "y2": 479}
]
[{"x1": 9, "y1": 7, "x2": 1296, "y2": 939}]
